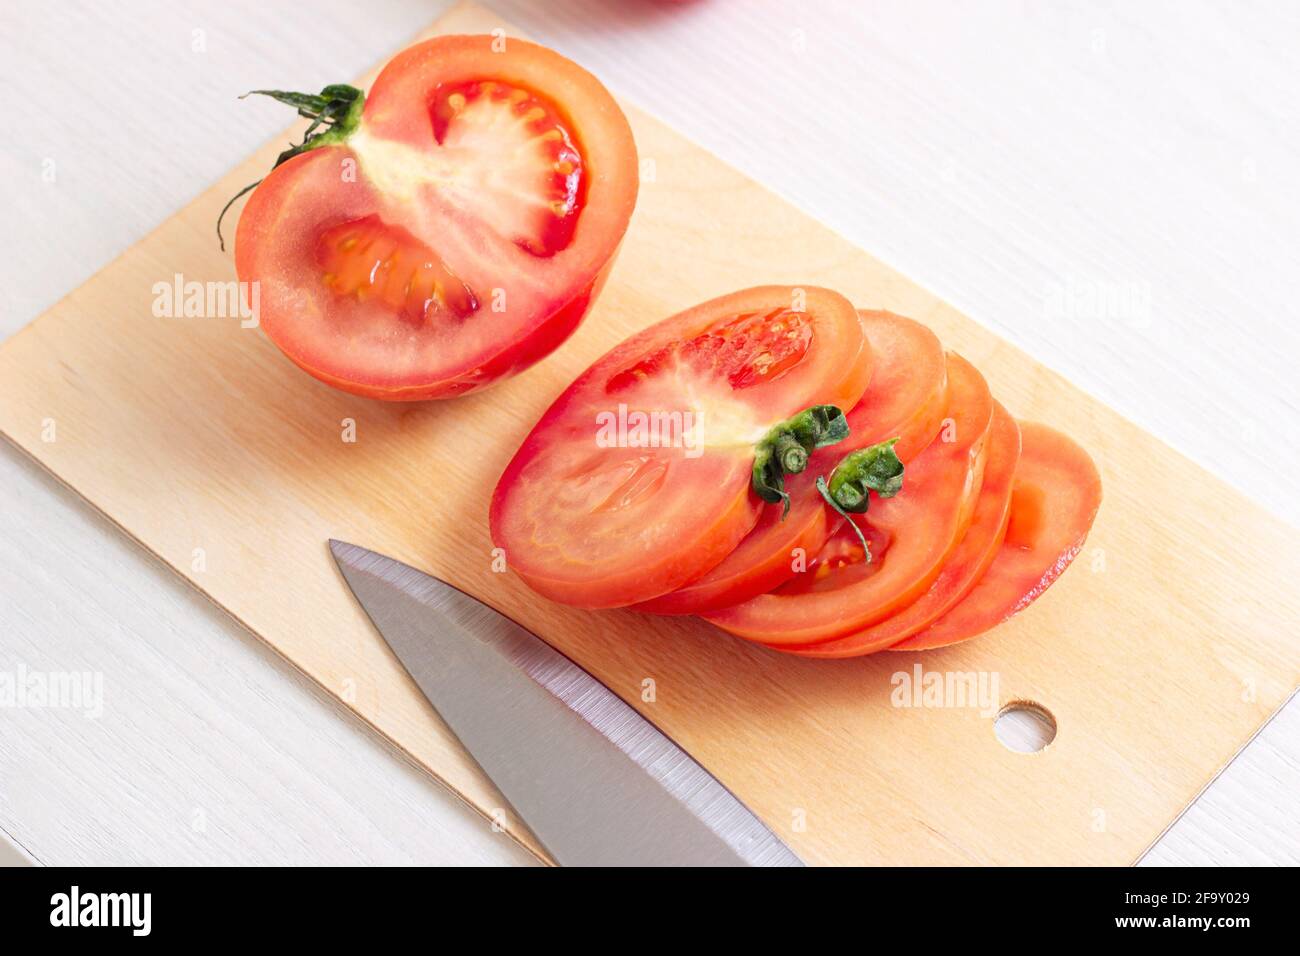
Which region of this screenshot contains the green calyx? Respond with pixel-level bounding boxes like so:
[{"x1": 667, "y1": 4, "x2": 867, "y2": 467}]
[
  {"x1": 752, "y1": 405, "x2": 849, "y2": 516},
  {"x1": 216, "y1": 83, "x2": 366, "y2": 251},
  {"x1": 822, "y1": 438, "x2": 904, "y2": 512},
  {"x1": 815, "y1": 438, "x2": 905, "y2": 559}
]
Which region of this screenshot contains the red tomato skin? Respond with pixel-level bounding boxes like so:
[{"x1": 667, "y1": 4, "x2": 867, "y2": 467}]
[
  {"x1": 275, "y1": 257, "x2": 615, "y2": 401},
  {"x1": 891, "y1": 421, "x2": 1102, "y2": 650},
  {"x1": 462, "y1": 259, "x2": 614, "y2": 395}
]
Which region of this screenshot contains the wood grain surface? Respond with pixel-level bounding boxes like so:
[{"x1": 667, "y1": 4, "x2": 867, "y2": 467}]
[{"x1": 1, "y1": 2, "x2": 1296, "y2": 865}]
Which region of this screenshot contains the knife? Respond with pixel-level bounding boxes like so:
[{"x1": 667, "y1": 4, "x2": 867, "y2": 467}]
[{"x1": 329, "y1": 539, "x2": 803, "y2": 867}]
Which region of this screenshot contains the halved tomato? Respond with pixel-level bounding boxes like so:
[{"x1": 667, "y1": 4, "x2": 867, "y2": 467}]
[
  {"x1": 234, "y1": 35, "x2": 638, "y2": 400},
  {"x1": 705, "y1": 352, "x2": 994, "y2": 646},
  {"x1": 891, "y1": 421, "x2": 1102, "y2": 650},
  {"x1": 490, "y1": 286, "x2": 874, "y2": 608},
  {"x1": 633, "y1": 310, "x2": 947, "y2": 615},
  {"x1": 782, "y1": 403, "x2": 1020, "y2": 657}
]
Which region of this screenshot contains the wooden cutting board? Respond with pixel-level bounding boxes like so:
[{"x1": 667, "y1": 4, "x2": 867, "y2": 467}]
[{"x1": 1, "y1": 1, "x2": 1296, "y2": 866}]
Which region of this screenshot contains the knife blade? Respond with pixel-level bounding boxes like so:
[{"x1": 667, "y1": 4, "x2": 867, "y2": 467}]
[{"x1": 328, "y1": 539, "x2": 803, "y2": 867}]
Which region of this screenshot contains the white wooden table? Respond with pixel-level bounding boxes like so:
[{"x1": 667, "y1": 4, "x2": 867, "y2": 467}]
[{"x1": 1, "y1": 0, "x2": 1296, "y2": 866}]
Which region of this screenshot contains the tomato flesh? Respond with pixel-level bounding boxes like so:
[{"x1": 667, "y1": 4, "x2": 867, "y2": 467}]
[
  {"x1": 491, "y1": 286, "x2": 873, "y2": 608},
  {"x1": 781, "y1": 403, "x2": 1021, "y2": 657},
  {"x1": 608, "y1": 308, "x2": 815, "y2": 394},
  {"x1": 703, "y1": 352, "x2": 993, "y2": 645},
  {"x1": 317, "y1": 215, "x2": 478, "y2": 321},
  {"x1": 235, "y1": 35, "x2": 638, "y2": 400},
  {"x1": 429, "y1": 80, "x2": 585, "y2": 256},
  {"x1": 633, "y1": 310, "x2": 947, "y2": 615},
  {"x1": 891, "y1": 421, "x2": 1102, "y2": 650}
]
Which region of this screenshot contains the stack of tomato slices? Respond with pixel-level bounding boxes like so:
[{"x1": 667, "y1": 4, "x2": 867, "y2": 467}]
[{"x1": 491, "y1": 286, "x2": 1102, "y2": 656}]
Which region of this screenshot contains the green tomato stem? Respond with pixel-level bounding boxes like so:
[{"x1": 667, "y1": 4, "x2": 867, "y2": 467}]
[
  {"x1": 751, "y1": 405, "x2": 849, "y2": 517},
  {"x1": 217, "y1": 83, "x2": 366, "y2": 251},
  {"x1": 814, "y1": 438, "x2": 906, "y2": 561}
]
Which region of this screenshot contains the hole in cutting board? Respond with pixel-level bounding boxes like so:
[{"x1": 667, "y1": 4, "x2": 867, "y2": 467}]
[{"x1": 994, "y1": 701, "x2": 1056, "y2": 753}]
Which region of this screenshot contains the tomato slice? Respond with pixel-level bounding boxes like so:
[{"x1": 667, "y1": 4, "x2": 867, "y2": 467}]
[
  {"x1": 891, "y1": 421, "x2": 1102, "y2": 650},
  {"x1": 780, "y1": 403, "x2": 1021, "y2": 657},
  {"x1": 632, "y1": 310, "x2": 948, "y2": 615},
  {"x1": 235, "y1": 36, "x2": 638, "y2": 400},
  {"x1": 490, "y1": 286, "x2": 874, "y2": 608},
  {"x1": 704, "y1": 352, "x2": 994, "y2": 645}
]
